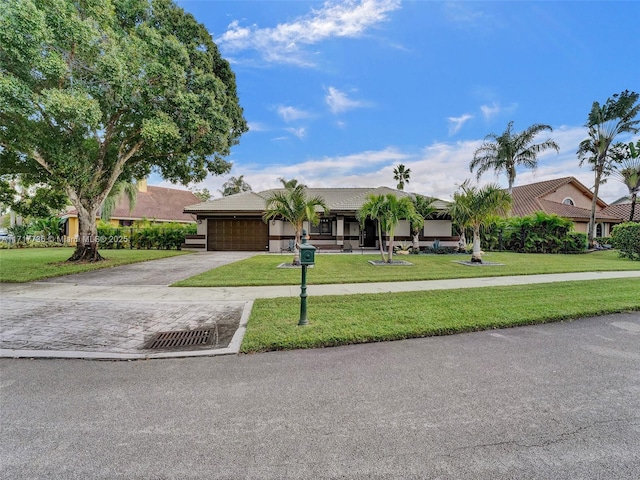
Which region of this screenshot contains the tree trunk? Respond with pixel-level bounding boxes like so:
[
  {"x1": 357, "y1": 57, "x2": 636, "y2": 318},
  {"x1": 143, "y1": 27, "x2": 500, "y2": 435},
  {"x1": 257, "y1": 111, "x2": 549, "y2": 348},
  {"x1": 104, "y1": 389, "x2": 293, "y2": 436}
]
[
  {"x1": 630, "y1": 192, "x2": 637, "y2": 222},
  {"x1": 412, "y1": 231, "x2": 420, "y2": 251},
  {"x1": 588, "y1": 166, "x2": 603, "y2": 248},
  {"x1": 293, "y1": 230, "x2": 301, "y2": 265},
  {"x1": 376, "y1": 220, "x2": 387, "y2": 263},
  {"x1": 471, "y1": 226, "x2": 483, "y2": 263},
  {"x1": 68, "y1": 202, "x2": 104, "y2": 262},
  {"x1": 387, "y1": 232, "x2": 395, "y2": 263}
]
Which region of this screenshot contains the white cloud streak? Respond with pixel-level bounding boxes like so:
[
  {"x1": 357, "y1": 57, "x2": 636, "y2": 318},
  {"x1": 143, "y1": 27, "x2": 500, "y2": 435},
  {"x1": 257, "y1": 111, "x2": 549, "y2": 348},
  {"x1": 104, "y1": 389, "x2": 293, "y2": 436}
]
[
  {"x1": 325, "y1": 87, "x2": 368, "y2": 114},
  {"x1": 448, "y1": 113, "x2": 473, "y2": 135},
  {"x1": 217, "y1": 0, "x2": 401, "y2": 66},
  {"x1": 178, "y1": 125, "x2": 630, "y2": 203},
  {"x1": 277, "y1": 105, "x2": 311, "y2": 123}
]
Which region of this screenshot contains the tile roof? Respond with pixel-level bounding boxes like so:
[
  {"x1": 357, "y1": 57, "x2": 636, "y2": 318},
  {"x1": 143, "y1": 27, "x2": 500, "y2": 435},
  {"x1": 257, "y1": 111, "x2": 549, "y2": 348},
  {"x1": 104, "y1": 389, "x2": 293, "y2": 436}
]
[
  {"x1": 184, "y1": 187, "x2": 450, "y2": 214},
  {"x1": 600, "y1": 203, "x2": 640, "y2": 222},
  {"x1": 511, "y1": 176, "x2": 612, "y2": 221},
  {"x1": 67, "y1": 186, "x2": 199, "y2": 222}
]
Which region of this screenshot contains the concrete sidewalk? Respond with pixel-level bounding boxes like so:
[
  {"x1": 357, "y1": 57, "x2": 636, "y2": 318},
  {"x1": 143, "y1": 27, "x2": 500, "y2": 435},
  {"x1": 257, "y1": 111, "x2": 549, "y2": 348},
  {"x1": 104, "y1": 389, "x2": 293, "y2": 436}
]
[{"x1": 1, "y1": 270, "x2": 639, "y2": 360}]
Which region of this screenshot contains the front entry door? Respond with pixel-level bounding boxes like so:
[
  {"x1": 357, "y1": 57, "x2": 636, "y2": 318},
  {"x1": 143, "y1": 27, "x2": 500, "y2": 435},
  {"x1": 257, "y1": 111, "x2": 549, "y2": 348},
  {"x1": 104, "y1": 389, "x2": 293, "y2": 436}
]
[{"x1": 362, "y1": 219, "x2": 376, "y2": 247}]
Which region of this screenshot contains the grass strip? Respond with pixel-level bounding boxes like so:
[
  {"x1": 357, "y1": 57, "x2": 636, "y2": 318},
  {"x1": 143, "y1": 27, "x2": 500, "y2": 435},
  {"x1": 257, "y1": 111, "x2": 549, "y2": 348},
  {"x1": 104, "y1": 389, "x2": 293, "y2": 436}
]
[
  {"x1": 0, "y1": 248, "x2": 190, "y2": 283},
  {"x1": 175, "y1": 250, "x2": 639, "y2": 287},
  {"x1": 241, "y1": 278, "x2": 640, "y2": 353}
]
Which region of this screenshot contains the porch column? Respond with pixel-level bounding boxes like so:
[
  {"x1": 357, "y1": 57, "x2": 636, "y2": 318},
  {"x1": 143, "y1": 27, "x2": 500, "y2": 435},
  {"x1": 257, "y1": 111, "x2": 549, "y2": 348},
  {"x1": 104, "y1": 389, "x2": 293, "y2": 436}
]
[{"x1": 336, "y1": 216, "x2": 344, "y2": 246}]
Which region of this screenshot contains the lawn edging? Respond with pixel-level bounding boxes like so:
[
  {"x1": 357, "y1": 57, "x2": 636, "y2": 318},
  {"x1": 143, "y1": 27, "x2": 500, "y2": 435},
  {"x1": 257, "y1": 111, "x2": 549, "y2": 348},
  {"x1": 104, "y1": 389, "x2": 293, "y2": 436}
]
[{"x1": 240, "y1": 278, "x2": 640, "y2": 353}]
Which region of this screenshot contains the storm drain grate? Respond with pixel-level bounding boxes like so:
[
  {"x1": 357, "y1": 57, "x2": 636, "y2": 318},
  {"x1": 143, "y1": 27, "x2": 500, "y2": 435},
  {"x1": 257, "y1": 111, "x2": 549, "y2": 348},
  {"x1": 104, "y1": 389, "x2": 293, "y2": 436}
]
[{"x1": 146, "y1": 328, "x2": 217, "y2": 350}]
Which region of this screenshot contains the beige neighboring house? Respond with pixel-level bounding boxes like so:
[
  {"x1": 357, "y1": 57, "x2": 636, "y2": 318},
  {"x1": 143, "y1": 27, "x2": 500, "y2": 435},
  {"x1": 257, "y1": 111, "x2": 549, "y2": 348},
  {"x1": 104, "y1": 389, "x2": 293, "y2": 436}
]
[
  {"x1": 183, "y1": 187, "x2": 456, "y2": 252},
  {"x1": 511, "y1": 176, "x2": 627, "y2": 237},
  {"x1": 62, "y1": 180, "x2": 199, "y2": 243}
]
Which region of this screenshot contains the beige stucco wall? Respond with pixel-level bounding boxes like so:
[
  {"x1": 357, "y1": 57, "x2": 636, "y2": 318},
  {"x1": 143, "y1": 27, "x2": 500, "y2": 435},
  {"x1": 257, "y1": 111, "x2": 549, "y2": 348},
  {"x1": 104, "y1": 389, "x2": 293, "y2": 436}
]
[
  {"x1": 395, "y1": 220, "x2": 411, "y2": 237},
  {"x1": 424, "y1": 219, "x2": 452, "y2": 237},
  {"x1": 197, "y1": 220, "x2": 206, "y2": 235},
  {"x1": 543, "y1": 184, "x2": 594, "y2": 210}
]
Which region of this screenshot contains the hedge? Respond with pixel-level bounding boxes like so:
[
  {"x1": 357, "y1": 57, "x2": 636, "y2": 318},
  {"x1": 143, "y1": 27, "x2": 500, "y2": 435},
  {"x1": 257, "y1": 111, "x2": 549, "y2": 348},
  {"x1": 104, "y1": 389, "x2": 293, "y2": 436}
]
[{"x1": 610, "y1": 222, "x2": 640, "y2": 260}]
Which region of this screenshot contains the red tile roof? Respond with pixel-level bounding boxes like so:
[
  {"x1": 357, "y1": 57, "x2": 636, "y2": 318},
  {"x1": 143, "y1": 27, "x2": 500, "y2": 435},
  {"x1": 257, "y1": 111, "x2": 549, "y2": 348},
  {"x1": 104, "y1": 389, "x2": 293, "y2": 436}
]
[
  {"x1": 600, "y1": 203, "x2": 640, "y2": 222},
  {"x1": 511, "y1": 176, "x2": 613, "y2": 221},
  {"x1": 111, "y1": 186, "x2": 199, "y2": 222},
  {"x1": 67, "y1": 186, "x2": 199, "y2": 223}
]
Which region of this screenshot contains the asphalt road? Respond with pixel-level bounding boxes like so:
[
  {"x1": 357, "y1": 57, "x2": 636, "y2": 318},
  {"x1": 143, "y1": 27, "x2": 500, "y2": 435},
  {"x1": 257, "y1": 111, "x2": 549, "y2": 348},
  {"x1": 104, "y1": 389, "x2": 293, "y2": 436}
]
[{"x1": 1, "y1": 312, "x2": 639, "y2": 479}]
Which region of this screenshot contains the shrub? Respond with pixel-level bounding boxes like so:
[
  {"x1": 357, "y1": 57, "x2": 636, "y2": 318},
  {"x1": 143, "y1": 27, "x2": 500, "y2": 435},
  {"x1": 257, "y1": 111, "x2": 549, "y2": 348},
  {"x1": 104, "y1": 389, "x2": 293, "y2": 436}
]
[
  {"x1": 610, "y1": 222, "x2": 640, "y2": 260},
  {"x1": 97, "y1": 222, "x2": 195, "y2": 250}
]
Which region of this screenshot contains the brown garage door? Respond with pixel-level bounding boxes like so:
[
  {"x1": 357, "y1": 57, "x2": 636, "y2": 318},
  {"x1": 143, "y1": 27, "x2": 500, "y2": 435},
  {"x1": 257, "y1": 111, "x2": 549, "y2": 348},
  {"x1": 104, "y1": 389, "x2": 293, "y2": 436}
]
[{"x1": 207, "y1": 218, "x2": 268, "y2": 251}]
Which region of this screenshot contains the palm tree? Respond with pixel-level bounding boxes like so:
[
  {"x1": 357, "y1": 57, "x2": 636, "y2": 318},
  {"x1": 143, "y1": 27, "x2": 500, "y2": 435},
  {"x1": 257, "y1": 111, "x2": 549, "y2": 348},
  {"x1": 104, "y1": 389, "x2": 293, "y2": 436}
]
[
  {"x1": 357, "y1": 194, "x2": 388, "y2": 262},
  {"x1": 449, "y1": 180, "x2": 512, "y2": 263},
  {"x1": 278, "y1": 177, "x2": 302, "y2": 189},
  {"x1": 410, "y1": 195, "x2": 437, "y2": 250},
  {"x1": 578, "y1": 90, "x2": 640, "y2": 246},
  {"x1": 357, "y1": 193, "x2": 418, "y2": 263},
  {"x1": 101, "y1": 180, "x2": 137, "y2": 221},
  {"x1": 393, "y1": 164, "x2": 411, "y2": 190},
  {"x1": 611, "y1": 140, "x2": 640, "y2": 221},
  {"x1": 263, "y1": 184, "x2": 328, "y2": 265},
  {"x1": 471, "y1": 121, "x2": 559, "y2": 194},
  {"x1": 380, "y1": 194, "x2": 417, "y2": 262},
  {"x1": 220, "y1": 175, "x2": 252, "y2": 196}
]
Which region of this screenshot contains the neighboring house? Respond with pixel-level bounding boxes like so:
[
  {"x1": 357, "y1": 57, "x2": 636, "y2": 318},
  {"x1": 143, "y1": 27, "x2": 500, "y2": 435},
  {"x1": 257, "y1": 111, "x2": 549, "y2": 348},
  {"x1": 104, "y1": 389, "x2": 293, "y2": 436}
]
[
  {"x1": 62, "y1": 180, "x2": 199, "y2": 242},
  {"x1": 183, "y1": 187, "x2": 455, "y2": 252},
  {"x1": 511, "y1": 176, "x2": 624, "y2": 237}
]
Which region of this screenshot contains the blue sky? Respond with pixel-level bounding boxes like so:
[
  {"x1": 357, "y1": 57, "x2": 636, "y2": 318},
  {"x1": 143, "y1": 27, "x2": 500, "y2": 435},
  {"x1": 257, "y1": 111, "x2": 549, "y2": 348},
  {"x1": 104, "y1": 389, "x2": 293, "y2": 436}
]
[{"x1": 159, "y1": 0, "x2": 640, "y2": 202}]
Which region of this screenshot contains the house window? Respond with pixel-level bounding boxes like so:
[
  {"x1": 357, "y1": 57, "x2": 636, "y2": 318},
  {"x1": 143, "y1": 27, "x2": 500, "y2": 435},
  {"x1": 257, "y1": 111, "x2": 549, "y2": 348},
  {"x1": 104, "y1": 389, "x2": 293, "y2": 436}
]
[
  {"x1": 310, "y1": 218, "x2": 332, "y2": 235},
  {"x1": 119, "y1": 220, "x2": 134, "y2": 227},
  {"x1": 596, "y1": 223, "x2": 603, "y2": 237},
  {"x1": 562, "y1": 197, "x2": 575, "y2": 206}
]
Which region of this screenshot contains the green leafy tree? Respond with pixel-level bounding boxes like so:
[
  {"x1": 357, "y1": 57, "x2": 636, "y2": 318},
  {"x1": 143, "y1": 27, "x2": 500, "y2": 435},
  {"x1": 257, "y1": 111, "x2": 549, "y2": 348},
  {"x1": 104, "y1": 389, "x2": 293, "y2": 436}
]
[
  {"x1": 0, "y1": 175, "x2": 67, "y2": 219},
  {"x1": 190, "y1": 187, "x2": 212, "y2": 202},
  {"x1": 263, "y1": 185, "x2": 328, "y2": 265},
  {"x1": 611, "y1": 141, "x2": 640, "y2": 222},
  {"x1": 471, "y1": 121, "x2": 559, "y2": 194},
  {"x1": 449, "y1": 180, "x2": 512, "y2": 263},
  {"x1": 0, "y1": 0, "x2": 247, "y2": 262},
  {"x1": 220, "y1": 175, "x2": 252, "y2": 196},
  {"x1": 393, "y1": 164, "x2": 411, "y2": 190},
  {"x1": 578, "y1": 90, "x2": 640, "y2": 247}
]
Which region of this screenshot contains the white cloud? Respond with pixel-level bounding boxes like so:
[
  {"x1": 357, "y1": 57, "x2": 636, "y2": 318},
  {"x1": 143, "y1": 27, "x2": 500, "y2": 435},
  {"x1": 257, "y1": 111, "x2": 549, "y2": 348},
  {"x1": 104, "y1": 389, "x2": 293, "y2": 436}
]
[
  {"x1": 325, "y1": 87, "x2": 368, "y2": 114},
  {"x1": 277, "y1": 105, "x2": 311, "y2": 123},
  {"x1": 480, "y1": 102, "x2": 501, "y2": 120},
  {"x1": 174, "y1": 125, "x2": 630, "y2": 203},
  {"x1": 447, "y1": 113, "x2": 473, "y2": 135},
  {"x1": 285, "y1": 127, "x2": 307, "y2": 140},
  {"x1": 217, "y1": 0, "x2": 401, "y2": 66}
]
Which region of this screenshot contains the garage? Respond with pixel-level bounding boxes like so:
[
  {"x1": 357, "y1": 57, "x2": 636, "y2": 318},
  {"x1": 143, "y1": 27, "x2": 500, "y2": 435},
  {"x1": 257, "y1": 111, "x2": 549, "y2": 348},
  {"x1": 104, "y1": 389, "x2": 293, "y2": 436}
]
[{"x1": 207, "y1": 218, "x2": 268, "y2": 251}]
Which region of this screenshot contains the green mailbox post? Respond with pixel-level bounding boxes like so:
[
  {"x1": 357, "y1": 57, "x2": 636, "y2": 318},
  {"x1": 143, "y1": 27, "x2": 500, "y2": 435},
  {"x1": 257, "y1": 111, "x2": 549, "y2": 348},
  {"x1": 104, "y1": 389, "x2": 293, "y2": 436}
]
[{"x1": 298, "y1": 229, "x2": 316, "y2": 326}]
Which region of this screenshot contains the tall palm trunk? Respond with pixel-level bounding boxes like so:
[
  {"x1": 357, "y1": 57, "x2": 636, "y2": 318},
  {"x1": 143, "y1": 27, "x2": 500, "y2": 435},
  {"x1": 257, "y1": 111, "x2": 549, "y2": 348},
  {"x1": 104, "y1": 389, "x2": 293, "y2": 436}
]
[
  {"x1": 471, "y1": 225, "x2": 483, "y2": 263},
  {"x1": 376, "y1": 220, "x2": 387, "y2": 262},
  {"x1": 588, "y1": 163, "x2": 604, "y2": 247},
  {"x1": 630, "y1": 192, "x2": 637, "y2": 222}
]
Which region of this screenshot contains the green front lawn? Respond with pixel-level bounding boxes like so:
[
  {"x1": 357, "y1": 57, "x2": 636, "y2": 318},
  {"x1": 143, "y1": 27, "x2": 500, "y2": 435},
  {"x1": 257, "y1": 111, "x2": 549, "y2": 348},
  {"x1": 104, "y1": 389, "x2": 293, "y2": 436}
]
[
  {"x1": 175, "y1": 250, "x2": 639, "y2": 287},
  {"x1": 0, "y1": 248, "x2": 190, "y2": 283},
  {"x1": 241, "y1": 278, "x2": 640, "y2": 353}
]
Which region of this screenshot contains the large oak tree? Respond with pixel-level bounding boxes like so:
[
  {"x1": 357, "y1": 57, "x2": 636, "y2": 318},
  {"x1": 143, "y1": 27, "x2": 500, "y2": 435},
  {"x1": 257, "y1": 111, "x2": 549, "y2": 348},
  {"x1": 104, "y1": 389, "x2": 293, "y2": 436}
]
[{"x1": 0, "y1": 0, "x2": 247, "y2": 260}]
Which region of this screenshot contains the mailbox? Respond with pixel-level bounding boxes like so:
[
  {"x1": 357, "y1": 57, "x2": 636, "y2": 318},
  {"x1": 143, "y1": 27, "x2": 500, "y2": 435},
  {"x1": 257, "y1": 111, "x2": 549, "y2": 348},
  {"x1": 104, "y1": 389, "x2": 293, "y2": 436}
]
[{"x1": 299, "y1": 236, "x2": 316, "y2": 265}]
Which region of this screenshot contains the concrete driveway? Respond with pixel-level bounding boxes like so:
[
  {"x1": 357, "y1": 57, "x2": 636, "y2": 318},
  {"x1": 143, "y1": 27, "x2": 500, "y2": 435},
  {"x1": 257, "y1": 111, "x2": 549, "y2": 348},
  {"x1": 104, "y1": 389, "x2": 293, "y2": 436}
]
[
  {"x1": 1, "y1": 312, "x2": 639, "y2": 479},
  {"x1": 39, "y1": 251, "x2": 259, "y2": 286}
]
